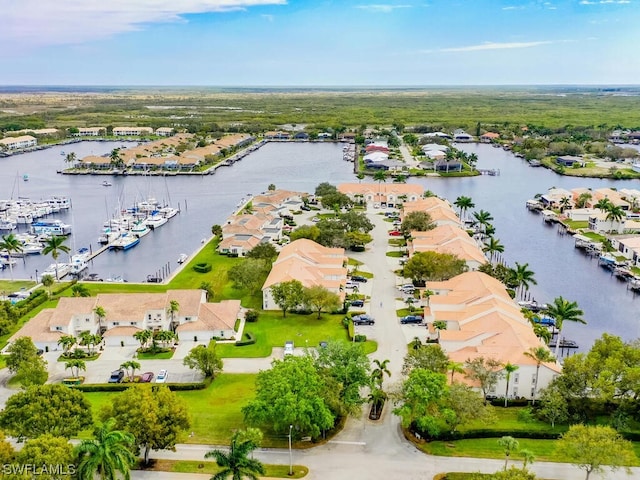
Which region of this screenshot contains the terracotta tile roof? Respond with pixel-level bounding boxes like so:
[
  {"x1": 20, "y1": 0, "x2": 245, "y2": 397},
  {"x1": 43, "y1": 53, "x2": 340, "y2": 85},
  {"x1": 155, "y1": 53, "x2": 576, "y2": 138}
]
[
  {"x1": 9, "y1": 309, "x2": 63, "y2": 343},
  {"x1": 177, "y1": 300, "x2": 241, "y2": 332},
  {"x1": 50, "y1": 297, "x2": 97, "y2": 327},
  {"x1": 338, "y1": 183, "x2": 424, "y2": 197}
]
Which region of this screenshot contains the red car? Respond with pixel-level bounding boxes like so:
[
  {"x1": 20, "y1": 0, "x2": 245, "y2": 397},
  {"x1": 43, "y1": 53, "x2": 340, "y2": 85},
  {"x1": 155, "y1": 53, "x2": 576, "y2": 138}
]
[
  {"x1": 140, "y1": 372, "x2": 154, "y2": 383},
  {"x1": 389, "y1": 230, "x2": 402, "y2": 236}
]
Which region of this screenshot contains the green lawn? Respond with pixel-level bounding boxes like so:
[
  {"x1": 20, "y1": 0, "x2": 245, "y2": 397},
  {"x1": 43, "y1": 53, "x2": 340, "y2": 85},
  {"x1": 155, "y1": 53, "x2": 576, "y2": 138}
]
[
  {"x1": 347, "y1": 257, "x2": 363, "y2": 266},
  {"x1": 580, "y1": 231, "x2": 606, "y2": 243},
  {"x1": 563, "y1": 220, "x2": 588, "y2": 230},
  {"x1": 217, "y1": 312, "x2": 354, "y2": 358},
  {"x1": 149, "y1": 460, "x2": 308, "y2": 478},
  {"x1": 136, "y1": 350, "x2": 174, "y2": 360},
  {"x1": 0, "y1": 280, "x2": 36, "y2": 293},
  {"x1": 386, "y1": 251, "x2": 405, "y2": 258}
]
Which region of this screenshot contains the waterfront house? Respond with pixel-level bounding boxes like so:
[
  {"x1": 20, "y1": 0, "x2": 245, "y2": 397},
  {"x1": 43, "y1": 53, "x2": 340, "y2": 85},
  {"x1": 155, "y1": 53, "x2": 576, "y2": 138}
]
[
  {"x1": 365, "y1": 144, "x2": 390, "y2": 154},
  {"x1": 338, "y1": 132, "x2": 356, "y2": 142},
  {"x1": 112, "y1": 127, "x2": 154, "y2": 136},
  {"x1": 294, "y1": 132, "x2": 309, "y2": 140},
  {"x1": 401, "y1": 197, "x2": 463, "y2": 227},
  {"x1": 338, "y1": 183, "x2": 423, "y2": 207},
  {"x1": 155, "y1": 127, "x2": 175, "y2": 137},
  {"x1": 408, "y1": 224, "x2": 486, "y2": 270},
  {"x1": 264, "y1": 131, "x2": 291, "y2": 140},
  {"x1": 480, "y1": 132, "x2": 500, "y2": 143},
  {"x1": 423, "y1": 132, "x2": 452, "y2": 140},
  {"x1": 425, "y1": 271, "x2": 560, "y2": 399},
  {"x1": 588, "y1": 211, "x2": 625, "y2": 234},
  {"x1": 262, "y1": 239, "x2": 347, "y2": 311},
  {"x1": 611, "y1": 236, "x2": 640, "y2": 266},
  {"x1": 540, "y1": 187, "x2": 572, "y2": 208},
  {"x1": 453, "y1": 130, "x2": 473, "y2": 142},
  {"x1": 0, "y1": 135, "x2": 37, "y2": 150},
  {"x1": 363, "y1": 151, "x2": 389, "y2": 164},
  {"x1": 592, "y1": 188, "x2": 630, "y2": 210},
  {"x1": 73, "y1": 127, "x2": 104, "y2": 136},
  {"x1": 5, "y1": 290, "x2": 241, "y2": 351},
  {"x1": 423, "y1": 150, "x2": 446, "y2": 160},
  {"x1": 556, "y1": 155, "x2": 585, "y2": 168}
]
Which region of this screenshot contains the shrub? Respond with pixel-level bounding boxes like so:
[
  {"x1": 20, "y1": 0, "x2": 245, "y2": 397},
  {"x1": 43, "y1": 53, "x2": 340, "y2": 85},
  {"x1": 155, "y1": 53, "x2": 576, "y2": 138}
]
[
  {"x1": 235, "y1": 331, "x2": 256, "y2": 346},
  {"x1": 193, "y1": 262, "x2": 212, "y2": 273},
  {"x1": 72, "y1": 381, "x2": 209, "y2": 392},
  {"x1": 354, "y1": 334, "x2": 367, "y2": 343},
  {"x1": 244, "y1": 309, "x2": 259, "y2": 323}
]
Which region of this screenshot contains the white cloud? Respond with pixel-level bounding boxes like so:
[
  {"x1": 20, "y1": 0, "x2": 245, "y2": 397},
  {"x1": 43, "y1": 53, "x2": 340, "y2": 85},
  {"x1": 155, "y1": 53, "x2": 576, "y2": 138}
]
[
  {"x1": 439, "y1": 41, "x2": 554, "y2": 52},
  {"x1": 355, "y1": 4, "x2": 412, "y2": 13},
  {"x1": 502, "y1": 5, "x2": 525, "y2": 10},
  {"x1": 0, "y1": 0, "x2": 287, "y2": 48}
]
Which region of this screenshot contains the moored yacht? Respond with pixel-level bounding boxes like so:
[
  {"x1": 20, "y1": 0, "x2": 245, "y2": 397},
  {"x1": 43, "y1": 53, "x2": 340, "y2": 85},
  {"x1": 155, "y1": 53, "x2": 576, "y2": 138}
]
[
  {"x1": 43, "y1": 262, "x2": 71, "y2": 279},
  {"x1": 144, "y1": 213, "x2": 168, "y2": 230},
  {"x1": 31, "y1": 220, "x2": 72, "y2": 236},
  {"x1": 159, "y1": 206, "x2": 179, "y2": 219},
  {"x1": 109, "y1": 232, "x2": 140, "y2": 251},
  {"x1": 177, "y1": 253, "x2": 188, "y2": 264},
  {"x1": 0, "y1": 219, "x2": 16, "y2": 231},
  {"x1": 130, "y1": 221, "x2": 151, "y2": 238}
]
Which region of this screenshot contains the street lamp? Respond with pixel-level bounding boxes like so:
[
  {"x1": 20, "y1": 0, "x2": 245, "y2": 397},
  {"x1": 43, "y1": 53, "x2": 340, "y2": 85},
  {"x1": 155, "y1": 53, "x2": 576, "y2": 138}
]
[
  {"x1": 35, "y1": 269, "x2": 38, "y2": 283},
  {"x1": 288, "y1": 424, "x2": 293, "y2": 476}
]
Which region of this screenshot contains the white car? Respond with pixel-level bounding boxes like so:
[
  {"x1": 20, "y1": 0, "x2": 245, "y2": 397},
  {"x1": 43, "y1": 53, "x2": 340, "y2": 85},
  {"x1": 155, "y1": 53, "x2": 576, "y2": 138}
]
[
  {"x1": 284, "y1": 341, "x2": 294, "y2": 357},
  {"x1": 156, "y1": 369, "x2": 168, "y2": 383}
]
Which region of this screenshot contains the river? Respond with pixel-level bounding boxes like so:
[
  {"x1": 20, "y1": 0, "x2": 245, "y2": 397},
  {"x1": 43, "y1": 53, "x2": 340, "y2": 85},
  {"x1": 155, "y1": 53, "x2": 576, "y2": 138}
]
[{"x1": 1, "y1": 140, "x2": 638, "y2": 351}]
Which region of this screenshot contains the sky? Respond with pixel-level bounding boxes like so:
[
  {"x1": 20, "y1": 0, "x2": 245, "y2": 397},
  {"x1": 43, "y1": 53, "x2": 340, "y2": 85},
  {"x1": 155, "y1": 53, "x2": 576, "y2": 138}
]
[{"x1": 0, "y1": 0, "x2": 638, "y2": 86}]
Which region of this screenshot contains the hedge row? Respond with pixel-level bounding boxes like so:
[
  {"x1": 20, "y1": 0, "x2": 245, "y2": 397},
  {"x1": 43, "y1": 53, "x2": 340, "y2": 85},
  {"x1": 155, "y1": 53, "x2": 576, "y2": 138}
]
[
  {"x1": 235, "y1": 331, "x2": 256, "y2": 346},
  {"x1": 72, "y1": 381, "x2": 209, "y2": 392}
]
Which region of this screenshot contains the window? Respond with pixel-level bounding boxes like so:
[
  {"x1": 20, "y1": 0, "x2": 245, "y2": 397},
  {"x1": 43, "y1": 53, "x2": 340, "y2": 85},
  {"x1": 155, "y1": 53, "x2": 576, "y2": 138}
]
[
  {"x1": 55, "y1": 326, "x2": 62, "y2": 331},
  {"x1": 86, "y1": 318, "x2": 90, "y2": 322},
  {"x1": 148, "y1": 314, "x2": 152, "y2": 320},
  {"x1": 185, "y1": 317, "x2": 191, "y2": 322},
  {"x1": 531, "y1": 374, "x2": 537, "y2": 384},
  {"x1": 130, "y1": 322, "x2": 137, "y2": 326},
  {"x1": 531, "y1": 388, "x2": 536, "y2": 397},
  {"x1": 113, "y1": 322, "x2": 120, "y2": 326},
  {"x1": 514, "y1": 373, "x2": 519, "y2": 384},
  {"x1": 512, "y1": 387, "x2": 519, "y2": 397}
]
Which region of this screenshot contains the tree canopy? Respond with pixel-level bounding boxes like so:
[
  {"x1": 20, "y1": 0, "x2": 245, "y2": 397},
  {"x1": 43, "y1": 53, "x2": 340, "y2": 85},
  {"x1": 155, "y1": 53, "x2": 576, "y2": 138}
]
[
  {"x1": 400, "y1": 211, "x2": 435, "y2": 236},
  {"x1": 0, "y1": 385, "x2": 93, "y2": 440},
  {"x1": 403, "y1": 251, "x2": 467, "y2": 284},
  {"x1": 270, "y1": 280, "x2": 305, "y2": 317},
  {"x1": 183, "y1": 342, "x2": 224, "y2": 378}
]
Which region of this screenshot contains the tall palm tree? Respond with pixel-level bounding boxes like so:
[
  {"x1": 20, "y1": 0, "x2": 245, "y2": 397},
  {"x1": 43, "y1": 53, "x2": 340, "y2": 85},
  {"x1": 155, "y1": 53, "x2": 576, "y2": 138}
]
[
  {"x1": 448, "y1": 360, "x2": 465, "y2": 383},
  {"x1": 368, "y1": 387, "x2": 387, "y2": 417},
  {"x1": 205, "y1": 439, "x2": 265, "y2": 480},
  {"x1": 558, "y1": 196, "x2": 571, "y2": 213},
  {"x1": 167, "y1": 300, "x2": 180, "y2": 332},
  {"x1": 524, "y1": 346, "x2": 556, "y2": 404},
  {"x1": 65, "y1": 152, "x2": 77, "y2": 166},
  {"x1": 594, "y1": 198, "x2": 613, "y2": 211},
  {"x1": 58, "y1": 335, "x2": 77, "y2": 355},
  {"x1": 75, "y1": 418, "x2": 136, "y2": 480},
  {"x1": 453, "y1": 196, "x2": 475, "y2": 222},
  {"x1": 605, "y1": 205, "x2": 625, "y2": 232},
  {"x1": 94, "y1": 306, "x2": 106, "y2": 334},
  {"x1": 546, "y1": 296, "x2": 586, "y2": 358},
  {"x1": 512, "y1": 262, "x2": 537, "y2": 299},
  {"x1": 467, "y1": 152, "x2": 479, "y2": 170},
  {"x1": 0, "y1": 233, "x2": 24, "y2": 281},
  {"x1": 371, "y1": 359, "x2": 391, "y2": 388},
  {"x1": 503, "y1": 363, "x2": 519, "y2": 407},
  {"x1": 472, "y1": 210, "x2": 494, "y2": 238},
  {"x1": 133, "y1": 329, "x2": 152, "y2": 349},
  {"x1": 41, "y1": 235, "x2": 70, "y2": 280},
  {"x1": 483, "y1": 237, "x2": 504, "y2": 264}
]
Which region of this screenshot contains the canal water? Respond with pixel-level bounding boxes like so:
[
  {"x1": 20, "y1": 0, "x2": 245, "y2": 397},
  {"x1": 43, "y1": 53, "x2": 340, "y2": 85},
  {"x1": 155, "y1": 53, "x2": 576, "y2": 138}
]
[{"x1": 1, "y1": 140, "x2": 638, "y2": 351}]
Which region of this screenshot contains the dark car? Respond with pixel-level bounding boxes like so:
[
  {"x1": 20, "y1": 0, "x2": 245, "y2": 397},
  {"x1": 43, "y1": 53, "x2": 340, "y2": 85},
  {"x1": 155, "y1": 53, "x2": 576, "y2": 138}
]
[
  {"x1": 352, "y1": 314, "x2": 375, "y2": 325},
  {"x1": 140, "y1": 372, "x2": 154, "y2": 383},
  {"x1": 350, "y1": 275, "x2": 368, "y2": 283},
  {"x1": 350, "y1": 299, "x2": 365, "y2": 307},
  {"x1": 108, "y1": 370, "x2": 124, "y2": 383},
  {"x1": 400, "y1": 315, "x2": 424, "y2": 325},
  {"x1": 300, "y1": 205, "x2": 311, "y2": 211}
]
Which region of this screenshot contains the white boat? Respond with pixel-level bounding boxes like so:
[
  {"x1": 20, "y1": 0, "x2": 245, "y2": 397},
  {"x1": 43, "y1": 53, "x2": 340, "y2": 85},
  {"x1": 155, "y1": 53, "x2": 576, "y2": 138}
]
[
  {"x1": 98, "y1": 227, "x2": 122, "y2": 245},
  {"x1": 0, "y1": 219, "x2": 16, "y2": 231},
  {"x1": 159, "y1": 206, "x2": 179, "y2": 219},
  {"x1": 130, "y1": 221, "x2": 151, "y2": 238},
  {"x1": 47, "y1": 196, "x2": 71, "y2": 210},
  {"x1": 102, "y1": 180, "x2": 113, "y2": 187},
  {"x1": 109, "y1": 232, "x2": 140, "y2": 250},
  {"x1": 70, "y1": 259, "x2": 89, "y2": 274},
  {"x1": 177, "y1": 253, "x2": 188, "y2": 264},
  {"x1": 16, "y1": 213, "x2": 33, "y2": 224},
  {"x1": 30, "y1": 220, "x2": 72, "y2": 236},
  {"x1": 144, "y1": 213, "x2": 168, "y2": 230},
  {"x1": 22, "y1": 243, "x2": 43, "y2": 255},
  {"x1": 105, "y1": 275, "x2": 126, "y2": 283},
  {"x1": 43, "y1": 263, "x2": 71, "y2": 279},
  {"x1": 0, "y1": 257, "x2": 17, "y2": 266}
]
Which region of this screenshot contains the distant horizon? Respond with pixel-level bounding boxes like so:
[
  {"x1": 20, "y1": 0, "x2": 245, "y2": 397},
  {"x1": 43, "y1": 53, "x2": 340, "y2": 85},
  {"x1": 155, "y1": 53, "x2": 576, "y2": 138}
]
[{"x1": 1, "y1": 1, "x2": 638, "y2": 85}]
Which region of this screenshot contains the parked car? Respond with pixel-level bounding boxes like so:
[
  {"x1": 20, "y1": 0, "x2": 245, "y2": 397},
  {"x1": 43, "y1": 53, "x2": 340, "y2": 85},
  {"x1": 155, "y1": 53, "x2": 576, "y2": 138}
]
[
  {"x1": 350, "y1": 299, "x2": 365, "y2": 307},
  {"x1": 389, "y1": 230, "x2": 402, "y2": 236},
  {"x1": 345, "y1": 281, "x2": 359, "y2": 289},
  {"x1": 284, "y1": 341, "x2": 294, "y2": 356},
  {"x1": 398, "y1": 284, "x2": 415, "y2": 293},
  {"x1": 350, "y1": 275, "x2": 368, "y2": 283},
  {"x1": 352, "y1": 314, "x2": 375, "y2": 325},
  {"x1": 108, "y1": 370, "x2": 124, "y2": 383},
  {"x1": 400, "y1": 315, "x2": 424, "y2": 325},
  {"x1": 140, "y1": 372, "x2": 154, "y2": 383},
  {"x1": 156, "y1": 369, "x2": 168, "y2": 383},
  {"x1": 300, "y1": 205, "x2": 311, "y2": 211}
]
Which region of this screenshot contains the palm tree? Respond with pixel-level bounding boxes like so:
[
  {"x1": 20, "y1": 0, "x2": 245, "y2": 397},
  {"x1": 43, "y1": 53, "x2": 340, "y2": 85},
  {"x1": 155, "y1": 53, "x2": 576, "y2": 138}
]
[
  {"x1": 368, "y1": 387, "x2": 387, "y2": 417},
  {"x1": 520, "y1": 448, "x2": 536, "y2": 469},
  {"x1": 94, "y1": 306, "x2": 106, "y2": 334},
  {"x1": 75, "y1": 418, "x2": 136, "y2": 480},
  {"x1": 356, "y1": 172, "x2": 365, "y2": 183},
  {"x1": 502, "y1": 363, "x2": 519, "y2": 407},
  {"x1": 71, "y1": 284, "x2": 90, "y2": 297},
  {"x1": 133, "y1": 329, "x2": 152, "y2": 349},
  {"x1": 448, "y1": 360, "x2": 465, "y2": 383},
  {"x1": 558, "y1": 196, "x2": 571, "y2": 213},
  {"x1": 65, "y1": 359, "x2": 86, "y2": 379},
  {"x1": 41, "y1": 274, "x2": 55, "y2": 296},
  {"x1": 65, "y1": 152, "x2": 77, "y2": 166},
  {"x1": 167, "y1": 300, "x2": 180, "y2": 332},
  {"x1": 154, "y1": 330, "x2": 175, "y2": 349},
  {"x1": 524, "y1": 346, "x2": 556, "y2": 405},
  {"x1": 467, "y1": 152, "x2": 479, "y2": 170},
  {"x1": 58, "y1": 335, "x2": 77, "y2": 355},
  {"x1": 605, "y1": 204, "x2": 625, "y2": 232},
  {"x1": 497, "y1": 436, "x2": 520, "y2": 471},
  {"x1": 41, "y1": 235, "x2": 70, "y2": 280},
  {"x1": 371, "y1": 359, "x2": 391, "y2": 388},
  {"x1": 594, "y1": 198, "x2": 613, "y2": 211},
  {"x1": 79, "y1": 331, "x2": 102, "y2": 355},
  {"x1": 443, "y1": 149, "x2": 456, "y2": 173},
  {"x1": 546, "y1": 296, "x2": 586, "y2": 358},
  {"x1": 205, "y1": 439, "x2": 265, "y2": 480},
  {"x1": 0, "y1": 233, "x2": 24, "y2": 281},
  {"x1": 512, "y1": 262, "x2": 537, "y2": 299},
  {"x1": 483, "y1": 237, "x2": 504, "y2": 264},
  {"x1": 472, "y1": 210, "x2": 494, "y2": 238},
  {"x1": 453, "y1": 196, "x2": 475, "y2": 222},
  {"x1": 119, "y1": 360, "x2": 141, "y2": 382},
  {"x1": 109, "y1": 149, "x2": 123, "y2": 169}
]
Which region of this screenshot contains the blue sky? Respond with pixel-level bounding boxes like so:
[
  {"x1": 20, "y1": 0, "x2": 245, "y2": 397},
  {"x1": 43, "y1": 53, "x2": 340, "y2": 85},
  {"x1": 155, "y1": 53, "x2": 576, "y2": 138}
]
[{"x1": 0, "y1": 0, "x2": 638, "y2": 85}]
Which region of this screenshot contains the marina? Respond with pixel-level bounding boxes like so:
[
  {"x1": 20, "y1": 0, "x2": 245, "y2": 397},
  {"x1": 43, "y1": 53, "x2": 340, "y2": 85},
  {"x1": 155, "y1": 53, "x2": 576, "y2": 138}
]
[{"x1": 1, "y1": 140, "x2": 639, "y2": 353}]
